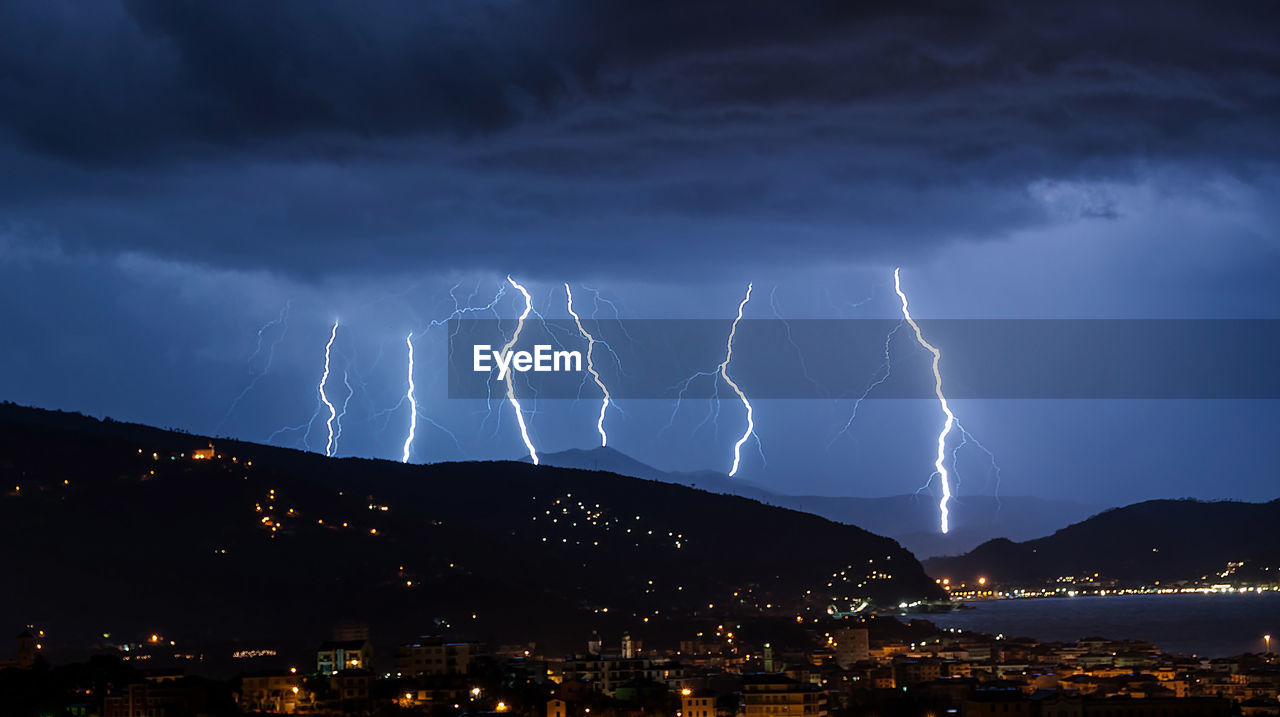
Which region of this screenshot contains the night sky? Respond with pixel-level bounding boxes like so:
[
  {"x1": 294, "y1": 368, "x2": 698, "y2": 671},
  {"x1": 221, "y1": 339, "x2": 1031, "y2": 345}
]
[{"x1": 1, "y1": 1, "x2": 1278, "y2": 514}]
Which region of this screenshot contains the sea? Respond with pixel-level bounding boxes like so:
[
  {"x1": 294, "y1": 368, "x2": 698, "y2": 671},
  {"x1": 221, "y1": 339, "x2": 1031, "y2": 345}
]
[{"x1": 902, "y1": 592, "x2": 1279, "y2": 658}]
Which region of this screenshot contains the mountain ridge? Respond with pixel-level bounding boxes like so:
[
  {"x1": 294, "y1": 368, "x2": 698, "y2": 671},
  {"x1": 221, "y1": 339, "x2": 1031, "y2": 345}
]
[
  {"x1": 923, "y1": 497, "x2": 1280, "y2": 587},
  {"x1": 533, "y1": 446, "x2": 1104, "y2": 558},
  {"x1": 0, "y1": 401, "x2": 943, "y2": 669}
]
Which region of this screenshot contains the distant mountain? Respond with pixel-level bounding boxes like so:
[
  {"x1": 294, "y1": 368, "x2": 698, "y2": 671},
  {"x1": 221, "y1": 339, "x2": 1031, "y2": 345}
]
[
  {"x1": 923, "y1": 498, "x2": 1280, "y2": 587},
  {"x1": 0, "y1": 402, "x2": 943, "y2": 668},
  {"x1": 536, "y1": 447, "x2": 1102, "y2": 558},
  {"x1": 529, "y1": 447, "x2": 772, "y2": 497}
]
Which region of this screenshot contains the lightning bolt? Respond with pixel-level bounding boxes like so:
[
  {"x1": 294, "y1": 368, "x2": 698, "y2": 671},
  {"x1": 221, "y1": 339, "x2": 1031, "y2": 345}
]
[
  {"x1": 319, "y1": 320, "x2": 340, "y2": 458},
  {"x1": 830, "y1": 318, "x2": 904, "y2": 447},
  {"x1": 893, "y1": 268, "x2": 954, "y2": 534},
  {"x1": 368, "y1": 282, "x2": 506, "y2": 461},
  {"x1": 502, "y1": 276, "x2": 538, "y2": 465},
  {"x1": 332, "y1": 368, "x2": 353, "y2": 454},
  {"x1": 721, "y1": 283, "x2": 754, "y2": 477},
  {"x1": 216, "y1": 301, "x2": 291, "y2": 434},
  {"x1": 662, "y1": 284, "x2": 762, "y2": 473},
  {"x1": 402, "y1": 333, "x2": 417, "y2": 463},
  {"x1": 769, "y1": 286, "x2": 825, "y2": 395},
  {"x1": 952, "y1": 420, "x2": 1004, "y2": 513},
  {"x1": 565, "y1": 283, "x2": 612, "y2": 447},
  {"x1": 662, "y1": 367, "x2": 722, "y2": 440},
  {"x1": 583, "y1": 285, "x2": 637, "y2": 345}
]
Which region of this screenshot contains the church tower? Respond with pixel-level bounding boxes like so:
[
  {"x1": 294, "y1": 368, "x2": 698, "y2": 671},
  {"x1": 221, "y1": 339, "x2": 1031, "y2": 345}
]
[{"x1": 16, "y1": 630, "x2": 35, "y2": 669}]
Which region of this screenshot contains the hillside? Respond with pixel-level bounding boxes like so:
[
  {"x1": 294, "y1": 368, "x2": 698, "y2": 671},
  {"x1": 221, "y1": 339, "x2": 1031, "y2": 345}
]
[
  {"x1": 0, "y1": 402, "x2": 943, "y2": 669},
  {"x1": 536, "y1": 447, "x2": 1102, "y2": 557},
  {"x1": 923, "y1": 498, "x2": 1280, "y2": 588}
]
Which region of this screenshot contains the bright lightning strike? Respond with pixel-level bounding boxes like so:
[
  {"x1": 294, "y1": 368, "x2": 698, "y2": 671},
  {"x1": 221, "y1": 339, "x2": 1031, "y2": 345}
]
[
  {"x1": 503, "y1": 276, "x2": 538, "y2": 465},
  {"x1": 893, "y1": 268, "x2": 954, "y2": 534},
  {"x1": 319, "y1": 320, "x2": 339, "y2": 458},
  {"x1": 402, "y1": 333, "x2": 417, "y2": 463},
  {"x1": 721, "y1": 283, "x2": 754, "y2": 477},
  {"x1": 565, "y1": 283, "x2": 612, "y2": 447},
  {"x1": 375, "y1": 281, "x2": 508, "y2": 460}
]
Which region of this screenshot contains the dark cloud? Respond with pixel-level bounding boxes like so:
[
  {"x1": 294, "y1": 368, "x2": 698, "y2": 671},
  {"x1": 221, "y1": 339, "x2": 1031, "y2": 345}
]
[
  {"x1": 3, "y1": 1, "x2": 1273, "y2": 158},
  {"x1": 0, "y1": 0, "x2": 1277, "y2": 278}
]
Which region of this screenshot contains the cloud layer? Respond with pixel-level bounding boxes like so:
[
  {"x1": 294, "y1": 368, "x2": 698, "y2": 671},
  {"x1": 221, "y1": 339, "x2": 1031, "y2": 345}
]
[{"x1": 1, "y1": 0, "x2": 1277, "y2": 278}]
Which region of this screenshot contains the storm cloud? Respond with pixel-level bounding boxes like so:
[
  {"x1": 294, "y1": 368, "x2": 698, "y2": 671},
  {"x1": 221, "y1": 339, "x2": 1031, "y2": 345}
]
[{"x1": 1, "y1": 0, "x2": 1277, "y2": 278}]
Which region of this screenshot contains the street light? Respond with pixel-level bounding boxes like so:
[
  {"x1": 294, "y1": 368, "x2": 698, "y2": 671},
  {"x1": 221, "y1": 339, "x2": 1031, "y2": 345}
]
[{"x1": 1266, "y1": 634, "x2": 1271, "y2": 653}]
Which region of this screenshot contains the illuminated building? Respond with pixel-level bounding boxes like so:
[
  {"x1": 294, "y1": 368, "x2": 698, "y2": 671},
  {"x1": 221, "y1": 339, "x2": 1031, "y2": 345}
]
[
  {"x1": 683, "y1": 689, "x2": 717, "y2": 717},
  {"x1": 741, "y1": 674, "x2": 827, "y2": 717},
  {"x1": 396, "y1": 637, "x2": 482, "y2": 676},
  {"x1": 239, "y1": 671, "x2": 309, "y2": 714},
  {"x1": 103, "y1": 683, "x2": 205, "y2": 717},
  {"x1": 833, "y1": 627, "x2": 869, "y2": 668},
  {"x1": 398, "y1": 677, "x2": 471, "y2": 708},
  {"x1": 893, "y1": 657, "x2": 944, "y2": 686},
  {"x1": 547, "y1": 697, "x2": 570, "y2": 717},
  {"x1": 335, "y1": 671, "x2": 370, "y2": 699},
  {"x1": 316, "y1": 639, "x2": 373, "y2": 674},
  {"x1": 560, "y1": 656, "x2": 665, "y2": 697}
]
